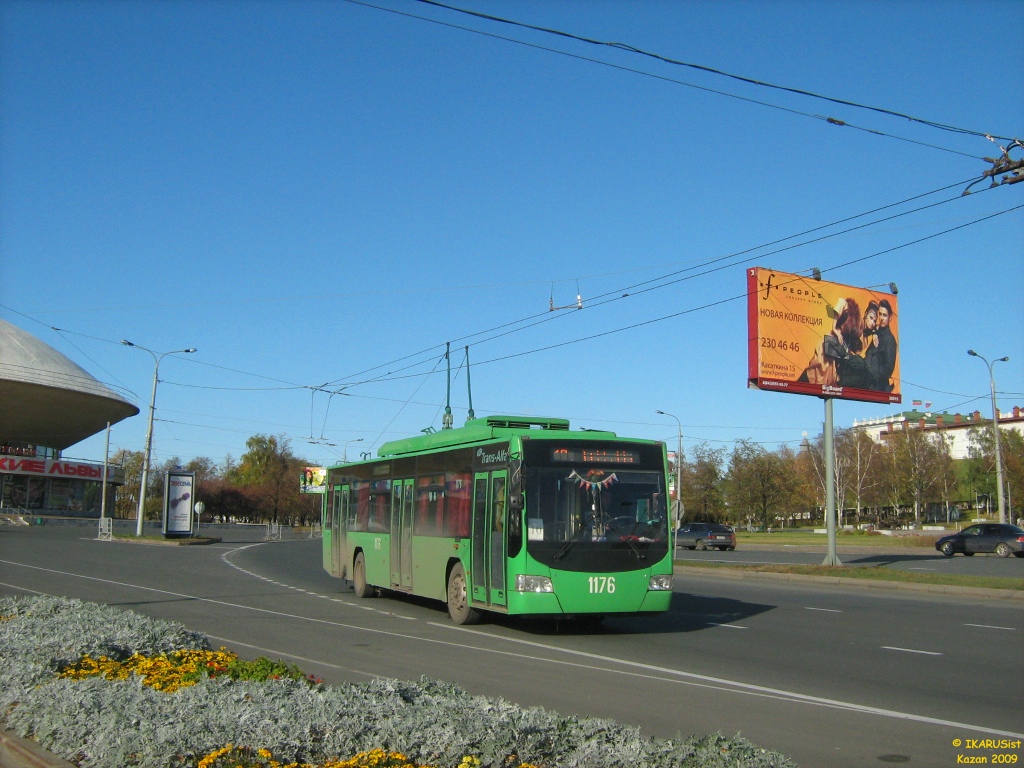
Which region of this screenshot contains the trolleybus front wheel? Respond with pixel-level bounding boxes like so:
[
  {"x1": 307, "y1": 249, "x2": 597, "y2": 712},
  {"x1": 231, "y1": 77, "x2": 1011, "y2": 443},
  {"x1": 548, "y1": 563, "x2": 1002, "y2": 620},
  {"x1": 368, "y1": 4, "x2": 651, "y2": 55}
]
[
  {"x1": 353, "y1": 552, "x2": 375, "y2": 599},
  {"x1": 446, "y1": 563, "x2": 481, "y2": 625}
]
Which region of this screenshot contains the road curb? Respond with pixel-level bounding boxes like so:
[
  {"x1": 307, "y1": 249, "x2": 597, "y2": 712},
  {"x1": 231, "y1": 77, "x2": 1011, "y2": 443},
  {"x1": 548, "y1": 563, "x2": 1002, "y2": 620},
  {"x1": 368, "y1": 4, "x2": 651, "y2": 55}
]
[
  {"x1": 0, "y1": 729, "x2": 75, "y2": 768},
  {"x1": 673, "y1": 563, "x2": 1024, "y2": 600},
  {"x1": 110, "y1": 535, "x2": 223, "y2": 546}
]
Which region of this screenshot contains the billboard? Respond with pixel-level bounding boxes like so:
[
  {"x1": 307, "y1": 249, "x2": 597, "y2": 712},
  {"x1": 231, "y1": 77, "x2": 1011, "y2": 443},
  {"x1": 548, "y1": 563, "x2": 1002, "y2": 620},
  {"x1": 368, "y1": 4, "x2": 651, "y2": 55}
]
[
  {"x1": 747, "y1": 267, "x2": 901, "y2": 405},
  {"x1": 300, "y1": 466, "x2": 327, "y2": 494},
  {"x1": 162, "y1": 470, "x2": 195, "y2": 536}
]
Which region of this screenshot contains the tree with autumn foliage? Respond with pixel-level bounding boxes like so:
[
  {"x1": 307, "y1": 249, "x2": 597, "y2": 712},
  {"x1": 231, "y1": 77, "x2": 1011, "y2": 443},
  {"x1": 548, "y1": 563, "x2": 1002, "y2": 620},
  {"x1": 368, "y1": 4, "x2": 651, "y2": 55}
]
[
  {"x1": 112, "y1": 448, "x2": 144, "y2": 519},
  {"x1": 679, "y1": 443, "x2": 727, "y2": 522},
  {"x1": 725, "y1": 440, "x2": 799, "y2": 529},
  {"x1": 227, "y1": 434, "x2": 319, "y2": 524},
  {"x1": 804, "y1": 428, "x2": 882, "y2": 527}
]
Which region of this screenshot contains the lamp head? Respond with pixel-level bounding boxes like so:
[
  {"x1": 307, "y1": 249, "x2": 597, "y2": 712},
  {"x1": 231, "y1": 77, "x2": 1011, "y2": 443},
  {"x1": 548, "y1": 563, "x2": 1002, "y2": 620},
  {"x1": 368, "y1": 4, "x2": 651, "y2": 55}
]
[
  {"x1": 656, "y1": 410, "x2": 666, "y2": 415},
  {"x1": 888, "y1": 282, "x2": 898, "y2": 295},
  {"x1": 968, "y1": 349, "x2": 978, "y2": 357},
  {"x1": 120, "y1": 339, "x2": 134, "y2": 347}
]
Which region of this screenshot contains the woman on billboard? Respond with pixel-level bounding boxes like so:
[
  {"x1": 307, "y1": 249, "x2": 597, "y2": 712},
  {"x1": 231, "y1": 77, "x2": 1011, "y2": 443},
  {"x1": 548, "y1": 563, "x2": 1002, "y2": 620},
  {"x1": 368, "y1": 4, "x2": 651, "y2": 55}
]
[{"x1": 797, "y1": 297, "x2": 868, "y2": 388}]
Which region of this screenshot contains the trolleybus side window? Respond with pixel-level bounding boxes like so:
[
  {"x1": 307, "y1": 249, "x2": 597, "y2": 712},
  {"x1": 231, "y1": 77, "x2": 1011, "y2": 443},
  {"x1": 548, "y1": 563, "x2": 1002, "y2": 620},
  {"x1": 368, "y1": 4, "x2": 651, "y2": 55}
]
[
  {"x1": 415, "y1": 475, "x2": 445, "y2": 536},
  {"x1": 444, "y1": 471, "x2": 471, "y2": 538},
  {"x1": 329, "y1": 487, "x2": 341, "y2": 529},
  {"x1": 352, "y1": 479, "x2": 391, "y2": 533},
  {"x1": 369, "y1": 481, "x2": 390, "y2": 533},
  {"x1": 349, "y1": 482, "x2": 363, "y2": 529}
]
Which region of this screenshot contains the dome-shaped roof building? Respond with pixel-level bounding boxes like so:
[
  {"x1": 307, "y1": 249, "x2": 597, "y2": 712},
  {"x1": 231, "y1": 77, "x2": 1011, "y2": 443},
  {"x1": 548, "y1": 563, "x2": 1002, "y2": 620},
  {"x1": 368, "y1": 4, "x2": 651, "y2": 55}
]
[
  {"x1": 1, "y1": 318, "x2": 139, "y2": 449},
  {"x1": 1, "y1": 318, "x2": 139, "y2": 516}
]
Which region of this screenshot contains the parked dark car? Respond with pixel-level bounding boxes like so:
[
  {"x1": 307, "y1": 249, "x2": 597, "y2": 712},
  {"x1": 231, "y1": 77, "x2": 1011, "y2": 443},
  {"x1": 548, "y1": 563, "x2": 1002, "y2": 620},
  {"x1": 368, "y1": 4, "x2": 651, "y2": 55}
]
[
  {"x1": 676, "y1": 522, "x2": 736, "y2": 551},
  {"x1": 935, "y1": 524, "x2": 1024, "y2": 558}
]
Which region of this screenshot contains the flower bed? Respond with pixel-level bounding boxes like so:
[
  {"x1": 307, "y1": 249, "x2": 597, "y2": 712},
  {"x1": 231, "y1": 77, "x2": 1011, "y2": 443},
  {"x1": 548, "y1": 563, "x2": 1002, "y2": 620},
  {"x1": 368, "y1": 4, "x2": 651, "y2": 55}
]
[{"x1": 1, "y1": 596, "x2": 795, "y2": 768}]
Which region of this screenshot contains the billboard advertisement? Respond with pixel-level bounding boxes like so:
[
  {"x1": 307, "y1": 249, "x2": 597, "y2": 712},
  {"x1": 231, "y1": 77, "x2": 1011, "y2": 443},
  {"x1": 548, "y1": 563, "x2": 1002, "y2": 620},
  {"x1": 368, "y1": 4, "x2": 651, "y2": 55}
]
[
  {"x1": 300, "y1": 466, "x2": 327, "y2": 494},
  {"x1": 747, "y1": 267, "x2": 901, "y2": 404},
  {"x1": 162, "y1": 470, "x2": 195, "y2": 536}
]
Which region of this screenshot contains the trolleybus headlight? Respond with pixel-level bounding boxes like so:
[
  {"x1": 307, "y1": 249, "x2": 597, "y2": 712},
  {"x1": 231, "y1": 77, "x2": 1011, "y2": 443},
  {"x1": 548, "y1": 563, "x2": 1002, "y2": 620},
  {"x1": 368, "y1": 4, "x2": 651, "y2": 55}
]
[
  {"x1": 514, "y1": 574, "x2": 554, "y2": 593},
  {"x1": 648, "y1": 575, "x2": 673, "y2": 591}
]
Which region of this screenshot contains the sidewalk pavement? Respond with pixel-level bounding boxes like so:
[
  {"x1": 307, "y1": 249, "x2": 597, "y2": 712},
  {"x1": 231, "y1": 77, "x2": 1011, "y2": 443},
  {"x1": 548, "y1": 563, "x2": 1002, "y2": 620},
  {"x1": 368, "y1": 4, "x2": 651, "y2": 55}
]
[{"x1": 0, "y1": 730, "x2": 75, "y2": 768}]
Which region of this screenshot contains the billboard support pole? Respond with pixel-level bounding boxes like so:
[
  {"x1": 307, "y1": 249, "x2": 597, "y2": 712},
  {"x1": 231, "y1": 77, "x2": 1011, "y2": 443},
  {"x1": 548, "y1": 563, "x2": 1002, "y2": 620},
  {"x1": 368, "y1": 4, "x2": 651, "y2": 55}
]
[{"x1": 822, "y1": 397, "x2": 842, "y2": 566}]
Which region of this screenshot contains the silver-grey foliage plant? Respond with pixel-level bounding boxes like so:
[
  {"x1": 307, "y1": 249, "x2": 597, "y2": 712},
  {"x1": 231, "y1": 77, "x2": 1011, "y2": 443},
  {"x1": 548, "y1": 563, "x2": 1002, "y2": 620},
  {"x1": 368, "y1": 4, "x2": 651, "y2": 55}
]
[{"x1": 0, "y1": 596, "x2": 796, "y2": 768}]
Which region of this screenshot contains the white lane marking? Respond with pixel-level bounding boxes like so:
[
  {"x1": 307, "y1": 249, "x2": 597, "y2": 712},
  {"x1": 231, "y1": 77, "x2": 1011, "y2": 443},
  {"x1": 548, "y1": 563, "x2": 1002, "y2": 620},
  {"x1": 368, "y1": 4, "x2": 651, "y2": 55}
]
[
  {"x1": 882, "y1": 646, "x2": 943, "y2": 656},
  {"x1": 805, "y1": 607, "x2": 842, "y2": 613},
  {"x1": 907, "y1": 567, "x2": 935, "y2": 571},
  {"x1": 0, "y1": 581, "x2": 44, "y2": 595},
  {"x1": 349, "y1": 669, "x2": 383, "y2": 679},
  {"x1": 707, "y1": 622, "x2": 747, "y2": 629},
  {"x1": 6, "y1": 558, "x2": 1022, "y2": 741},
  {"x1": 964, "y1": 623, "x2": 1015, "y2": 631},
  {"x1": 220, "y1": 543, "x2": 390, "y2": 612}
]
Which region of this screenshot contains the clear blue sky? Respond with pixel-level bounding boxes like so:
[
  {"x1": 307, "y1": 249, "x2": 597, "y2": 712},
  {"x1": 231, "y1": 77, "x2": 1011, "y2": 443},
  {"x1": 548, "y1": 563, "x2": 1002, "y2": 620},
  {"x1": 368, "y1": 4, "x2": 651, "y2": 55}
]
[{"x1": 2, "y1": 0, "x2": 1021, "y2": 470}]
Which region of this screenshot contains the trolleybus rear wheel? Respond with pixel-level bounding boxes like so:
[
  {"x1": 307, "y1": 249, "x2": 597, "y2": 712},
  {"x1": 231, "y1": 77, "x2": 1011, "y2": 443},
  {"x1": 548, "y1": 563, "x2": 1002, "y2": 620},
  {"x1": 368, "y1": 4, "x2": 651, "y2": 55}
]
[
  {"x1": 446, "y1": 563, "x2": 481, "y2": 625},
  {"x1": 353, "y1": 552, "x2": 375, "y2": 599}
]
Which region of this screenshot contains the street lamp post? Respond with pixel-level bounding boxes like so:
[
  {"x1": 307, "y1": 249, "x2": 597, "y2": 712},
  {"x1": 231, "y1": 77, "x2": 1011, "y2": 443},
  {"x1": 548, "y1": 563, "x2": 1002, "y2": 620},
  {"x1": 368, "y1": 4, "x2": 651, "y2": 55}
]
[
  {"x1": 968, "y1": 350, "x2": 1009, "y2": 524},
  {"x1": 122, "y1": 340, "x2": 197, "y2": 536},
  {"x1": 343, "y1": 438, "x2": 364, "y2": 463},
  {"x1": 655, "y1": 410, "x2": 684, "y2": 527}
]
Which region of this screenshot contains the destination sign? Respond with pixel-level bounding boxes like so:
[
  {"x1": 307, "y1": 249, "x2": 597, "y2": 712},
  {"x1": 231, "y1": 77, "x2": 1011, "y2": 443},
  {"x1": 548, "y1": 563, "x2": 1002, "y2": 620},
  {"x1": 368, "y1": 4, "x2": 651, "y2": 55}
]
[{"x1": 550, "y1": 447, "x2": 639, "y2": 465}]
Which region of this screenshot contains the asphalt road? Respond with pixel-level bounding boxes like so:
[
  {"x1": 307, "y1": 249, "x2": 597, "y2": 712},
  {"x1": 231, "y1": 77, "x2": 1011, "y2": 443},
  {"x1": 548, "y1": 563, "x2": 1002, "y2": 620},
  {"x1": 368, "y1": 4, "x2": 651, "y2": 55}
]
[{"x1": 1, "y1": 523, "x2": 1022, "y2": 768}]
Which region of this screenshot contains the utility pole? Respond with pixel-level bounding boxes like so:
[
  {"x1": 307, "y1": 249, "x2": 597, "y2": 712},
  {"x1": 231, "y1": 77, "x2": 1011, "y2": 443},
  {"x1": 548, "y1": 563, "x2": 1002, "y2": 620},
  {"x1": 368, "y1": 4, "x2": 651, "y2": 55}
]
[
  {"x1": 656, "y1": 410, "x2": 684, "y2": 527},
  {"x1": 968, "y1": 350, "x2": 1009, "y2": 524}
]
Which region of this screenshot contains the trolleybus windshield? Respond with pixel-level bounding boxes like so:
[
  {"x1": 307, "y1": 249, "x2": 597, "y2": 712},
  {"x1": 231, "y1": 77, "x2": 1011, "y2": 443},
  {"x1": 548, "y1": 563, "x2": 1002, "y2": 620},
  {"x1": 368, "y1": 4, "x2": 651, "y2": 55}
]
[{"x1": 523, "y1": 464, "x2": 668, "y2": 573}]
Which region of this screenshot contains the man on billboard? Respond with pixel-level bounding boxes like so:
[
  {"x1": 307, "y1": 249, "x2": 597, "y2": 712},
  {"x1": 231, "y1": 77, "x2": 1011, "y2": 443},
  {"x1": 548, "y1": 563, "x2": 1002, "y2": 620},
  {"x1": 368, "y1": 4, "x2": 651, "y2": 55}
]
[{"x1": 866, "y1": 299, "x2": 897, "y2": 392}]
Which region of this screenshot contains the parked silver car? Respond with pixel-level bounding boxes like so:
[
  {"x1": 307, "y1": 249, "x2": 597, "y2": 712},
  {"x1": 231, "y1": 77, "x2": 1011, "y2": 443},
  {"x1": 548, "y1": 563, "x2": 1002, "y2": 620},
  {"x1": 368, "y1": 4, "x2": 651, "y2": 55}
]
[{"x1": 676, "y1": 522, "x2": 736, "y2": 551}]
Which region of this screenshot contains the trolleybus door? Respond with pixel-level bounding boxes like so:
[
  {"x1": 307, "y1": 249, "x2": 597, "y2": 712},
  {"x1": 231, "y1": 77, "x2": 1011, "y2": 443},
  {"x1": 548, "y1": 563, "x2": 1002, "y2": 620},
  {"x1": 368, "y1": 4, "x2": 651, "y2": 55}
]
[
  {"x1": 471, "y1": 470, "x2": 508, "y2": 608},
  {"x1": 331, "y1": 485, "x2": 350, "y2": 579},
  {"x1": 390, "y1": 478, "x2": 414, "y2": 590}
]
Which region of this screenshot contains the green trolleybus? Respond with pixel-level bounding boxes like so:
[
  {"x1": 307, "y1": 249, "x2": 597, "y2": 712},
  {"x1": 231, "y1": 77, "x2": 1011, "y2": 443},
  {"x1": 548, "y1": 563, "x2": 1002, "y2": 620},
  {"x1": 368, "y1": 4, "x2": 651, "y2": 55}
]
[{"x1": 322, "y1": 416, "x2": 673, "y2": 624}]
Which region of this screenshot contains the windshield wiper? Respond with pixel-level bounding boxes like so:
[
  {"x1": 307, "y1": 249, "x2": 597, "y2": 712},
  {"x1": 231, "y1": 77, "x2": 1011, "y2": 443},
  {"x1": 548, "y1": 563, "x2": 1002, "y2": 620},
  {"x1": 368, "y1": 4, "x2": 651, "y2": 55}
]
[
  {"x1": 616, "y1": 522, "x2": 647, "y2": 561},
  {"x1": 553, "y1": 515, "x2": 594, "y2": 561}
]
